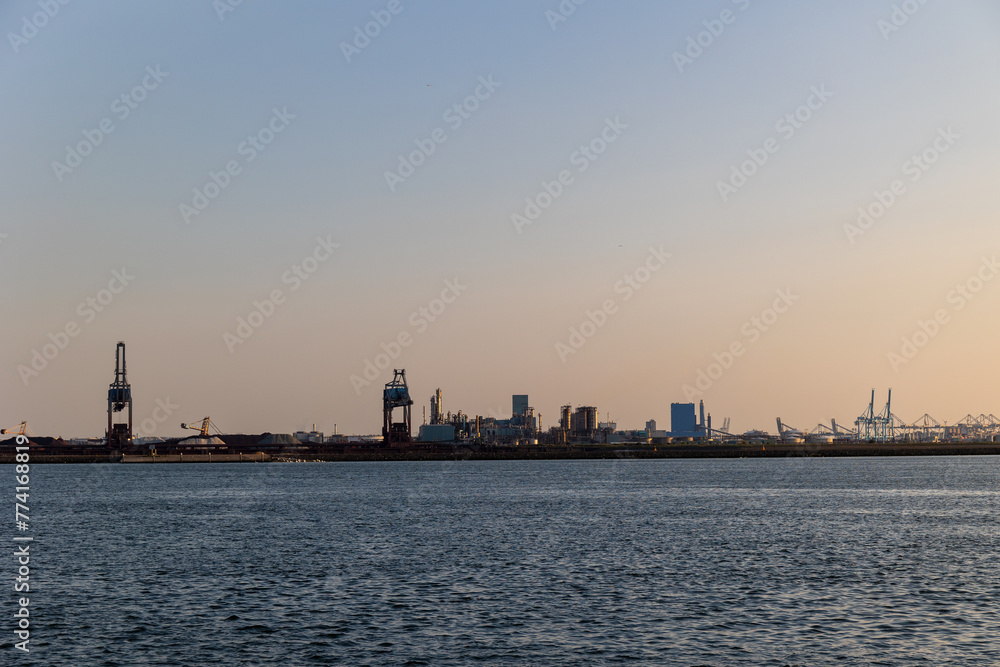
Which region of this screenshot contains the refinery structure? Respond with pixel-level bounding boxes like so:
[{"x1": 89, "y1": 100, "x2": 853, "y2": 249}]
[{"x1": 3, "y1": 342, "x2": 1000, "y2": 458}]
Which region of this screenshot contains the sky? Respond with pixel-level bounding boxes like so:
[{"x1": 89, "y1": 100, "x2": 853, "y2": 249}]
[{"x1": 2, "y1": 0, "x2": 999, "y2": 439}]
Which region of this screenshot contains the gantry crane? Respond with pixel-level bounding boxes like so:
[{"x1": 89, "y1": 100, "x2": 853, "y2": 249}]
[
  {"x1": 107, "y1": 342, "x2": 133, "y2": 450},
  {"x1": 382, "y1": 369, "x2": 413, "y2": 447}
]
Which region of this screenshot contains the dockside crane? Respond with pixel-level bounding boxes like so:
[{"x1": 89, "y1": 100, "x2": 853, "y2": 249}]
[
  {"x1": 382, "y1": 369, "x2": 413, "y2": 447},
  {"x1": 855, "y1": 389, "x2": 902, "y2": 442},
  {"x1": 106, "y1": 341, "x2": 133, "y2": 450},
  {"x1": 909, "y1": 413, "x2": 942, "y2": 442}
]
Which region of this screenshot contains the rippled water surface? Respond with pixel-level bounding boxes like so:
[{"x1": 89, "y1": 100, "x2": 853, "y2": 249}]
[{"x1": 10, "y1": 457, "x2": 1000, "y2": 665}]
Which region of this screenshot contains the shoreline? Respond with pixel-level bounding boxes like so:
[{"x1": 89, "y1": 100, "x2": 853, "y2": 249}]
[{"x1": 5, "y1": 442, "x2": 1000, "y2": 463}]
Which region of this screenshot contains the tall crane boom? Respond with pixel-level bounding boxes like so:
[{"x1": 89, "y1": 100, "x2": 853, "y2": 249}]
[
  {"x1": 1, "y1": 422, "x2": 28, "y2": 436},
  {"x1": 181, "y1": 417, "x2": 213, "y2": 437}
]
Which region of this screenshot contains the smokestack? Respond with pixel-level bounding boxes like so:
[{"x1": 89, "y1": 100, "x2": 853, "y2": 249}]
[{"x1": 699, "y1": 400, "x2": 705, "y2": 431}]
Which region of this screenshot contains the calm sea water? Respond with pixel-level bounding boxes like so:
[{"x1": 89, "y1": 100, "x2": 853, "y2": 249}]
[{"x1": 7, "y1": 457, "x2": 1000, "y2": 665}]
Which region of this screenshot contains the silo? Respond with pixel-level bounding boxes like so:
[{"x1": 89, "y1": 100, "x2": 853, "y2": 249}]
[
  {"x1": 560, "y1": 405, "x2": 571, "y2": 431},
  {"x1": 584, "y1": 407, "x2": 597, "y2": 434}
]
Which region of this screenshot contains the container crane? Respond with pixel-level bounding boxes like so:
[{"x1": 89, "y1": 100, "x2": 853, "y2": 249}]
[
  {"x1": 382, "y1": 369, "x2": 413, "y2": 447},
  {"x1": 107, "y1": 341, "x2": 133, "y2": 449}
]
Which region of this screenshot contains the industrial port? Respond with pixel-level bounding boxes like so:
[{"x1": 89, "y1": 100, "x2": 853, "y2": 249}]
[{"x1": 3, "y1": 341, "x2": 1000, "y2": 462}]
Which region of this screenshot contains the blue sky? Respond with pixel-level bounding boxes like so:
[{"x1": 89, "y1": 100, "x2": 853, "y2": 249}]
[{"x1": 2, "y1": 0, "x2": 999, "y2": 437}]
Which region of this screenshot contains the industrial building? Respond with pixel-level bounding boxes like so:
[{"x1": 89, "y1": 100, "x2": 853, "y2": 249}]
[
  {"x1": 293, "y1": 425, "x2": 325, "y2": 444},
  {"x1": 670, "y1": 403, "x2": 699, "y2": 438},
  {"x1": 418, "y1": 388, "x2": 457, "y2": 443},
  {"x1": 480, "y1": 394, "x2": 539, "y2": 443},
  {"x1": 645, "y1": 420, "x2": 668, "y2": 439},
  {"x1": 570, "y1": 406, "x2": 598, "y2": 438},
  {"x1": 512, "y1": 395, "x2": 529, "y2": 420},
  {"x1": 643, "y1": 401, "x2": 722, "y2": 441}
]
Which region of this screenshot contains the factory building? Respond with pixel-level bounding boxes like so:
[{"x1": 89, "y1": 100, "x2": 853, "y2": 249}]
[
  {"x1": 570, "y1": 406, "x2": 597, "y2": 438},
  {"x1": 670, "y1": 403, "x2": 697, "y2": 436},
  {"x1": 509, "y1": 394, "x2": 538, "y2": 431},
  {"x1": 415, "y1": 387, "x2": 477, "y2": 443},
  {"x1": 512, "y1": 395, "x2": 529, "y2": 418},
  {"x1": 669, "y1": 402, "x2": 709, "y2": 439},
  {"x1": 417, "y1": 423, "x2": 456, "y2": 442},
  {"x1": 293, "y1": 425, "x2": 324, "y2": 444},
  {"x1": 645, "y1": 419, "x2": 668, "y2": 439}
]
